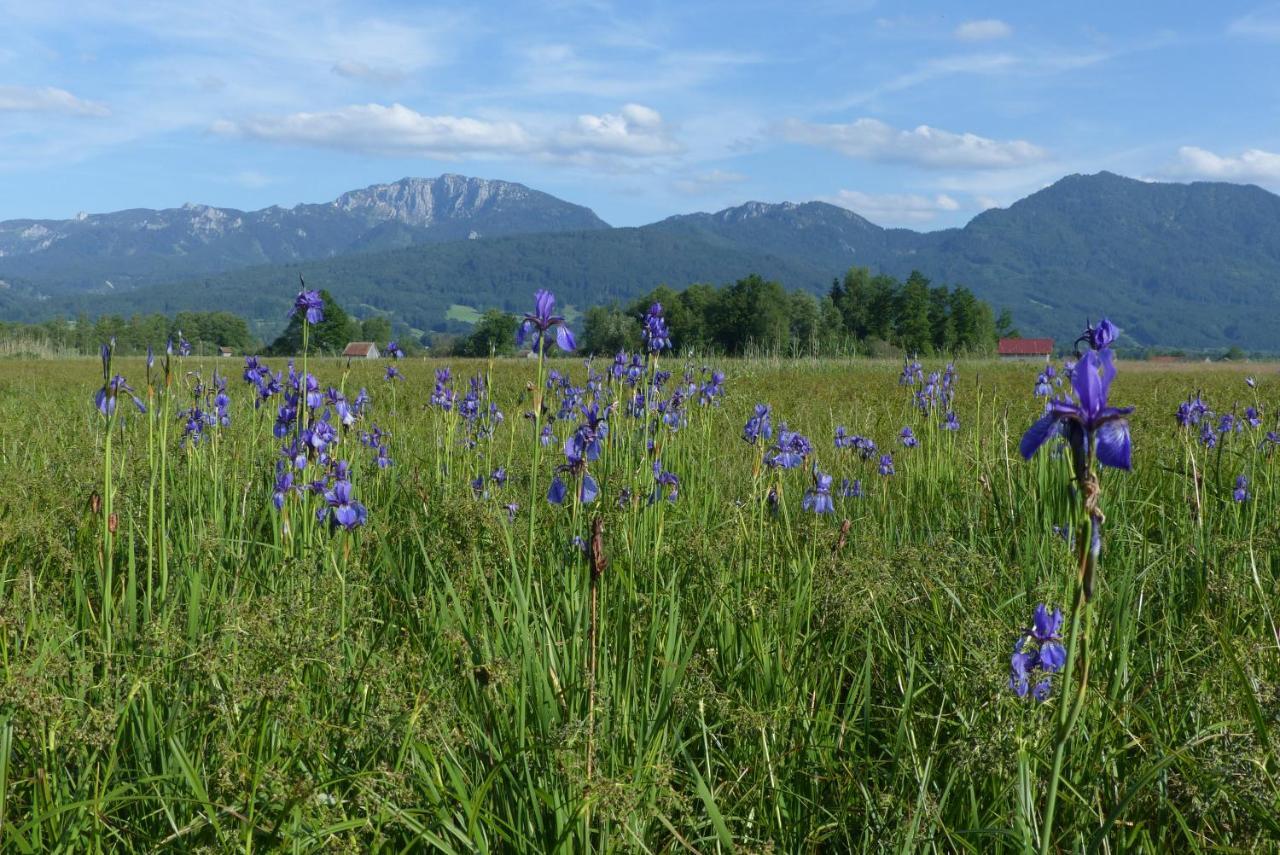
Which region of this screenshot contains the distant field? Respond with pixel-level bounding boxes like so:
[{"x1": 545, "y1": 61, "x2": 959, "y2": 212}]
[
  {"x1": 445, "y1": 303, "x2": 481, "y2": 324},
  {"x1": 0, "y1": 354, "x2": 1276, "y2": 850}
]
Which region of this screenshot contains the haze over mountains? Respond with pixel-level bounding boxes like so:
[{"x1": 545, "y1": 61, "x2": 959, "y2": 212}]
[{"x1": 2, "y1": 172, "x2": 1278, "y2": 350}]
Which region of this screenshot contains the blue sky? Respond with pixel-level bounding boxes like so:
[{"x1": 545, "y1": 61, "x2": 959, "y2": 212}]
[{"x1": 2, "y1": 1, "x2": 1278, "y2": 228}]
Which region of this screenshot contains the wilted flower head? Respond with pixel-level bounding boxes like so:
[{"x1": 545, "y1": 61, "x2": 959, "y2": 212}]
[{"x1": 517, "y1": 289, "x2": 576, "y2": 353}]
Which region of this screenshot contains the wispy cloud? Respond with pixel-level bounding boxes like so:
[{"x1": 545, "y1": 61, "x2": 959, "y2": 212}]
[
  {"x1": 212, "y1": 104, "x2": 533, "y2": 158},
  {"x1": 778, "y1": 117, "x2": 1047, "y2": 169},
  {"x1": 824, "y1": 189, "x2": 960, "y2": 224},
  {"x1": 954, "y1": 19, "x2": 1013, "y2": 41},
  {"x1": 331, "y1": 61, "x2": 407, "y2": 84},
  {"x1": 1228, "y1": 6, "x2": 1280, "y2": 40},
  {"x1": 1168, "y1": 145, "x2": 1280, "y2": 183},
  {"x1": 0, "y1": 84, "x2": 109, "y2": 117},
  {"x1": 212, "y1": 101, "x2": 681, "y2": 165}
]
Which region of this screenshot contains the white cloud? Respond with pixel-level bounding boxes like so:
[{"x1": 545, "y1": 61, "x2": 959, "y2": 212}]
[
  {"x1": 212, "y1": 101, "x2": 680, "y2": 164},
  {"x1": 0, "y1": 85, "x2": 109, "y2": 117},
  {"x1": 825, "y1": 189, "x2": 960, "y2": 224},
  {"x1": 1169, "y1": 145, "x2": 1280, "y2": 183},
  {"x1": 778, "y1": 117, "x2": 1046, "y2": 169},
  {"x1": 212, "y1": 103, "x2": 531, "y2": 158},
  {"x1": 974, "y1": 194, "x2": 1002, "y2": 210},
  {"x1": 954, "y1": 19, "x2": 1013, "y2": 41},
  {"x1": 551, "y1": 103, "x2": 680, "y2": 158}
]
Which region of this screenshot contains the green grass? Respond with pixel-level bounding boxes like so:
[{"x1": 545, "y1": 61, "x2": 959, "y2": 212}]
[{"x1": 0, "y1": 354, "x2": 1276, "y2": 852}]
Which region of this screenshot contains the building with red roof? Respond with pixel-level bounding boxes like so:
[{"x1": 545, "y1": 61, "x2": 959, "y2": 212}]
[{"x1": 997, "y1": 337, "x2": 1054, "y2": 358}]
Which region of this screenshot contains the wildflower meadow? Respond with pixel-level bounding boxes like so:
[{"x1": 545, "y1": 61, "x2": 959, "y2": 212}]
[{"x1": 1, "y1": 291, "x2": 1278, "y2": 851}]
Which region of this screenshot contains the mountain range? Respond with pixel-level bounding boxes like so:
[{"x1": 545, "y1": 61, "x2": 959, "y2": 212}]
[{"x1": 2, "y1": 172, "x2": 1278, "y2": 350}]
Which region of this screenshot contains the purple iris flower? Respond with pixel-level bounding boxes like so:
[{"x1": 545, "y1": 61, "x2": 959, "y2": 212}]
[
  {"x1": 743, "y1": 404, "x2": 773, "y2": 444},
  {"x1": 177, "y1": 334, "x2": 192, "y2": 357},
  {"x1": 1246, "y1": 376, "x2": 1256, "y2": 388},
  {"x1": 942, "y1": 411, "x2": 960, "y2": 431},
  {"x1": 385, "y1": 365, "x2": 403, "y2": 382},
  {"x1": 1080, "y1": 318, "x2": 1119, "y2": 351},
  {"x1": 95, "y1": 375, "x2": 147, "y2": 417},
  {"x1": 900, "y1": 426, "x2": 918, "y2": 448},
  {"x1": 292, "y1": 287, "x2": 325, "y2": 325},
  {"x1": 517, "y1": 289, "x2": 576, "y2": 353},
  {"x1": 641, "y1": 302, "x2": 671, "y2": 353},
  {"x1": 802, "y1": 468, "x2": 835, "y2": 514},
  {"x1": 878, "y1": 454, "x2": 894, "y2": 476},
  {"x1": 766, "y1": 425, "x2": 812, "y2": 469},
  {"x1": 1233, "y1": 474, "x2": 1249, "y2": 502},
  {"x1": 649, "y1": 460, "x2": 680, "y2": 504},
  {"x1": 1009, "y1": 604, "x2": 1066, "y2": 701},
  {"x1": 323, "y1": 475, "x2": 367, "y2": 530},
  {"x1": 387, "y1": 340, "x2": 404, "y2": 359},
  {"x1": 1245, "y1": 406, "x2": 1262, "y2": 428},
  {"x1": 1019, "y1": 347, "x2": 1133, "y2": 470},
  {"x1": 272, "y1": 461, "x2": 295, "y2": 510}
]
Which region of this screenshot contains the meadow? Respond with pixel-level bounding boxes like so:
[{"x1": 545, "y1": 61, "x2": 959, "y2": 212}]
[{"x1": 0, "y1": 329, "x2": 1277, "y2": 851}]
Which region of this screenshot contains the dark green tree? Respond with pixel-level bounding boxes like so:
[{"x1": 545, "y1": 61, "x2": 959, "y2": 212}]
[
  {"x1": 456, "y1": 310, "x2": 517, "y2": 357},
  {"x1": 581, "y1": 304, "x2": 640, "y2": 354},
  {"x1": 268, "y1": 290, "x2": 358, "y2": 355}
]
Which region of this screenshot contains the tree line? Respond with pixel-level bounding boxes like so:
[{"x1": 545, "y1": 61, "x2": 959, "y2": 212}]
[{"x1": 568, "y1": 268, "x2": 1011, "y2": 357}]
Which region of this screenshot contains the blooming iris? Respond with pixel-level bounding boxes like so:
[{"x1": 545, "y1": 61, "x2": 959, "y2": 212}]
[
  {"x1": 1009, "y1": 604, "x2": 1067, "y2": 701},
  {"x1": 517, "y1": 289, "x2": 576, "y2": 353},
  {"x1": 95, "y1": 347, "x2": 147, "y2": 418},
  {"x1": 292, "y1": 287, "x2": 324, "y2": 325},
  {"x1": 1233, "y1": 474, "x2": 1249, "y2": 502},
  {"x1": 386, "y1": 340, "x2": 404, "y2": 359},
  {"x1": 802, "y1": 467, "x2": 834, "y2": 514},
  {"x1": 323, "y1": 476, "x2": 367, "y2": 530},
  {"x1": 641, "y1": 302, "x2": 671, "y2": 353},
  {"x1": 743, "y1": 404, "x2": 773, "y2": 445},
  {"x1": 1019, "y1": 345, "x2": 1133, "y2": 470},
  {"x1": 899, "y1": 426, "x2": 918, "y2": 448},
  {"x1": 878, "y1": 454, "x2": 894, "y2": 476}
]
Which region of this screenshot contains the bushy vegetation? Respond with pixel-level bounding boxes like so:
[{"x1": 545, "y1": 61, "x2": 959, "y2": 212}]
[{"x1": 0, "y1": 313, "x2": 1277, "y2": 850}]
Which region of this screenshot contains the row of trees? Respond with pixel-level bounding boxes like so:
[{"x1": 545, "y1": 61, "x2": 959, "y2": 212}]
[
  {"x1": 0, "y1": 311, "x2": 254, "y2": 356},
  {"x1": 576, "y1": 269, "x2": 1008, "y2": 357}
]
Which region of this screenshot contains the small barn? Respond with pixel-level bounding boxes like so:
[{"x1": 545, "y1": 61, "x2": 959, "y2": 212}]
[
  {"x1": 342, "y1": 342, "x2": 380, "y2": 359},
  {"x1": 218, "y1": 346, "x2": 234, "y2": 358},
  {"x1": 998, "y1": 338, "x2": 1053, "y2": 359}
]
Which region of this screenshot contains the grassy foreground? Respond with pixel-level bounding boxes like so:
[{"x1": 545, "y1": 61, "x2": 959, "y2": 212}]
[{"x1": 0, "y1": 354, "x2": 1277, "y2": 852}]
